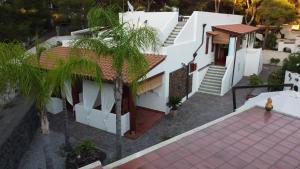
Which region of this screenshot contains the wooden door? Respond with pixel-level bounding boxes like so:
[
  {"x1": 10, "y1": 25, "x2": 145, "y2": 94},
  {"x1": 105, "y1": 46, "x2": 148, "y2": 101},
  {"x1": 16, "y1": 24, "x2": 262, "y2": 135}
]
[{"x1": 214, "y1": 44, "x2": 227, "y2": 66}]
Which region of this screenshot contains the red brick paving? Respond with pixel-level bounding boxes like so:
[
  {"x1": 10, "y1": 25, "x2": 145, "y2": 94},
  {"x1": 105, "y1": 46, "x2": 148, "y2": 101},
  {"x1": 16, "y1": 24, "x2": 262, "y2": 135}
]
[
  {"x1": 125, "y1": 107, "x2": 164, "y2": 139},
  {"x1": 113, "y1": 107, "x2": 300, "y2": 169}
]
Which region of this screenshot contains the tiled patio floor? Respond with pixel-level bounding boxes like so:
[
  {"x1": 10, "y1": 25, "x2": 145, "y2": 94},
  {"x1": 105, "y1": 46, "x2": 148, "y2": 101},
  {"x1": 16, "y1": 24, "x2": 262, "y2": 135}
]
[
  {"x1": 125, "y1": 107, "x2": 164, "y2": 139},
  {"x1": 114, "y1": 107, "x2": 300, "y2": 169}
]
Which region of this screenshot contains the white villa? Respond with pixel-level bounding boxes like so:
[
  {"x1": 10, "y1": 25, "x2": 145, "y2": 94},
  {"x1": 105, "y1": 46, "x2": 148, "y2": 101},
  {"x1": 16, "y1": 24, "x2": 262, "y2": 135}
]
[{"x1": 41, "y1": 11, "x2": 262, "y2": 136}]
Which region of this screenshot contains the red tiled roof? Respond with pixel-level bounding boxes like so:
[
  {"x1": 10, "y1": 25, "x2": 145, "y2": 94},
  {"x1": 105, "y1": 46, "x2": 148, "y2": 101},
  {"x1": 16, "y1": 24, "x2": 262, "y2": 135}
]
[
  {"x1": 112, "y1": 107, "x2": 300, "y2": 169},
  {"x1": 213, "y1": 24, "x2": 259, "y2": 35},
  {"x1": 39, "y1": 47, "x2": 166, "y2": 83}
]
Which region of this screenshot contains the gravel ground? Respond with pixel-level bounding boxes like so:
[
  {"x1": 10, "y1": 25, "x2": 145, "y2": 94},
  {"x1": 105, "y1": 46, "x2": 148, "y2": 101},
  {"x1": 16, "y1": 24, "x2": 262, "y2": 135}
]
[{"x1": 19, "y1": 65, "x2": 278, "y2": 168}]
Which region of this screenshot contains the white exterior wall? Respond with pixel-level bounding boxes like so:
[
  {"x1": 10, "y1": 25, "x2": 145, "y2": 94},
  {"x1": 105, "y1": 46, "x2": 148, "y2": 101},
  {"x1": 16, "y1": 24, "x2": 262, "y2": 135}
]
[
  {"x1": 136, "y1": 12, "x2": 243, "y2": 112},
  {"x1": 244, "y1": 48, "x2": 263, "y2": 76},
  {"x1": 120, "y1": 12, "x2": 178, "y2": 43},
  {"x1": 75, "y1": 104, "x2": 130, "y2": 135}
]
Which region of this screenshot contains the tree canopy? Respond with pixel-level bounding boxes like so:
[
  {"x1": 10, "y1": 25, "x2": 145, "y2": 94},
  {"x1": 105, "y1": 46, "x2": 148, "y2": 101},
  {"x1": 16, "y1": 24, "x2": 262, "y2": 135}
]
[{"x1": 256, "y1": 0, "x2": 297, "y2": 26}]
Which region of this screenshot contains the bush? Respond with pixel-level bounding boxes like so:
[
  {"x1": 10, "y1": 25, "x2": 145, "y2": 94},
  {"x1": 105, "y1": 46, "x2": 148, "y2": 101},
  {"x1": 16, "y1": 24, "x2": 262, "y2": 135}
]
[
  {"x1": 167, "y1": 96, "x2": 181, "y2": 110},
  {"x1": 283, "y1": 53, "x2": 300, "y2": 74},
  {"x1": 265, "y1": 33, "x2": 277, "y2": 50},
  {"x1": 74, "y1": 139, "x2": 97, "y2": 156},
  {"x1": 249, "y1": 74, "x2": 263, "y2": 86},
  {"x1": 36, "y1": 46, "x2": 47, "y2": 59},
  {"x1": 268, "y1": 69, "x2": 284, "y2": 91},
  {"x1": 66, "y1": 139, "x2": 106, "y2": 169},
  {"x1": 270, "y1": 58, "x2": 280, "y2": 65}
]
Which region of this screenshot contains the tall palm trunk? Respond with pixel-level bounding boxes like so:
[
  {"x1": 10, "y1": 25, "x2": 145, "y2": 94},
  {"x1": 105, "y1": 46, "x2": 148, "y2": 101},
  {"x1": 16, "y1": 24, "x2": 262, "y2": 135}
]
[
  {"x1": 40, "y1": 109, "x2": 49, "y2": 134},
  {"x1": 262, "y1": 27, "x2": 269, "y2": 49},
  {"x1": 62, "y1": 95, "x2": 72, "y2": 151},
  {"x1": 114, "y1": 72, "x2": 123, "y2": 160}
]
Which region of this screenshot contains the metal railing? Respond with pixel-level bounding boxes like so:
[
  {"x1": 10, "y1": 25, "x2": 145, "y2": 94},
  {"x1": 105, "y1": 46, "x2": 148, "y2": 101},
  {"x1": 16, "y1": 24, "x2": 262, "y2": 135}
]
[{"x1": 232, "y1": 84, "x2": 294, "y2": 111}]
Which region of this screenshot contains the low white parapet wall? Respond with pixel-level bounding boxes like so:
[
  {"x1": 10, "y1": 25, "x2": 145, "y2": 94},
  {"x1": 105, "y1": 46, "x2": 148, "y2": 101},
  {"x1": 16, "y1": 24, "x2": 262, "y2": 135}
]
[{"x1": 75, "y1": 103, "x2": 130, "y2": 135}]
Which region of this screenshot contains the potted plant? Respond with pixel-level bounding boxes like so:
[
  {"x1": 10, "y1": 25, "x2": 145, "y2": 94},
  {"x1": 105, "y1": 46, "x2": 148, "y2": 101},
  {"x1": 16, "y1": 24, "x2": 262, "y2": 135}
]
[
  {"x1": 167, "y1": 96, "x2": 181, "y2": 117},
  {"x1": 66, "y1": 139, "x2": 106, "y2": 169}
]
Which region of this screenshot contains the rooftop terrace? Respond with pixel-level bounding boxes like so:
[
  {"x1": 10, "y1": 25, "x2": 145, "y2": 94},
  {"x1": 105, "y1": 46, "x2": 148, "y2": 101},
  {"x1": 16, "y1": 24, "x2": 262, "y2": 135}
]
[{"x1": 107, "y1": 106, "x2": 300, "y2": 169}]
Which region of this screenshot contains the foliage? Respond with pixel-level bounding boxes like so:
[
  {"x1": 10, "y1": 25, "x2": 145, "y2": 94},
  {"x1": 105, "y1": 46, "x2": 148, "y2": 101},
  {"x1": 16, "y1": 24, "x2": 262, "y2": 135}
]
[
  {"x1": 265, "y1": 33, "x2": 277, "y2": 49},
  {"x1": 36, "y1": 46, "x2": 47, "y2": 59},
  {"x1": 268, "y1": 69, "x2": 284, "y2": 91},
  {"x1": 283, "y1": 53, "x2": 300, "y2": 74},
  {"x1": 270, "y1": 58, "x2": 281, "y2": 65},
  {"x1": 74, "y1": 139, "x2": 97, "y2": 156},
  {"x1": 0, "y1": 0, "x2": 51, "y2": 42},
  {"x1": 74, "y1": 5, "x2": 160, "y2": 158},
  {"x1": 256, "y1": 0, "x2": 297, "y2": 26},
  {"x1": 167, "y1": 96, "x2": 182, "y2": 110},
  {"x1": 0, "y1": 42, "x2": 53, "y2": 119},
  {"x1": 248, "y1": 74, "x2": 263, "y2": 86}
]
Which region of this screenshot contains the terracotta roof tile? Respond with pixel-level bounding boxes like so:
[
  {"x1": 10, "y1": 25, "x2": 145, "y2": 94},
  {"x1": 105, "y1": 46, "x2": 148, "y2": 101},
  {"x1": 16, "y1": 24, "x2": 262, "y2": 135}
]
[
  {"x1": 39, "y1": 47, "x2": 166, "y2": 83},
  {"x1": 213, "y1": 24, "x2": 259, "y2": 35}
]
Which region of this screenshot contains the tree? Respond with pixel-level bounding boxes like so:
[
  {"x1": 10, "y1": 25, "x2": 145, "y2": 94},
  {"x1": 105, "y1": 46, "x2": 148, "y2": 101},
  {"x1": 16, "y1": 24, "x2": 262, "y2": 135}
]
[
  {"x1": 256, "y1": 0, "x2": 297, "y2": 48},
  {"x1": 49, "y1": 52, "x2": 102, "y2": 151},
  {"x1": 74, "y1": 6, "x2": 160, "y2": 159},
  {"x1": 283, "y1": 53, "x2": 300, "y2": 74},
  {"x1": 52, "y1": 0, "x2": 94, "y2": 29},
  {"x1": 0, "y1": 0, "x2": 51, "y2": 42},
  {"x1": 0, "y1": 42, "x2": 53, "y2": 133}
]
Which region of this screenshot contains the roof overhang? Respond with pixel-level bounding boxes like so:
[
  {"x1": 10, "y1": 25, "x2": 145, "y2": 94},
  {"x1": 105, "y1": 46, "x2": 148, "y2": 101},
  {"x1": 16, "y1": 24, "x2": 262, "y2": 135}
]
[{"x1": 212, "y1": 24, "x2": 259, "y2": 36}]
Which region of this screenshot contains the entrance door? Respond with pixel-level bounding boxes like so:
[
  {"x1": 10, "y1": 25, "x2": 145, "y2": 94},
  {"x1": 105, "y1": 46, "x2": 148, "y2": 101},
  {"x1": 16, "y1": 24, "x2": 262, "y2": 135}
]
[{"x1": 214, "y1": 44, "x2": 228, "y2": 66}]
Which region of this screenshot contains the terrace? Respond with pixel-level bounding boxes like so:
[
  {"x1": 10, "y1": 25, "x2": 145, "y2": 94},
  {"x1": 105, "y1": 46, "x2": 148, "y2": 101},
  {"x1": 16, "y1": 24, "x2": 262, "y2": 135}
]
[{"x1": 107, "y1": 106, "x2": 300, "y2": 169}]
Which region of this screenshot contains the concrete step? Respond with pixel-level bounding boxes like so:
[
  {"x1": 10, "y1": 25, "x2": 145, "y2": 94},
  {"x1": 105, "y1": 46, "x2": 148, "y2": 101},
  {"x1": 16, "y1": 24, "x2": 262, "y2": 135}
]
[
  {"x1": 165, "y1": 40, "x2": 174, "y2": 44},
  {"x1": 206, "y1": 70, "x2": 225, "y2": 76},
  {"x1": 201, "y1": 81, "x2": 221, "y2": 88},
  {"x1": 200, "y1": 84, "x2": 221, "y2": 91},
  {"x1": 177, "y1": 21, "x2": 186, "y2": 26},
  {"x1": 199, "y1": 88, "x2": 220, "y2": 96},
  {"x1": 202, "y1": 78, "x2": 222, "y2": 84},
  {"x1": 169, "y1": 35, "x2": 177, "y2": 39},
  {"x1": 208, "y1": 67, "x2": 226, "y2": 73},
  {"x1": 210, "y1": 65, "x2": 226, "y2": 69},
  {"x1": 206, "y1": 72, "x2": 224, "y2": 78}
]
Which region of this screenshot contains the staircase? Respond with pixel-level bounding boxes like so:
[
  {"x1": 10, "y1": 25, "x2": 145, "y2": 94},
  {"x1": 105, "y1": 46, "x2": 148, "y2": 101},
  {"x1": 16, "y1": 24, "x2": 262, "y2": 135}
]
[
  {"x1": 199, "y1": 65, "x2": 226, "y2": 95},
  {"x1": 163, "y1": 21, "x2": 186, "y2": 47}
]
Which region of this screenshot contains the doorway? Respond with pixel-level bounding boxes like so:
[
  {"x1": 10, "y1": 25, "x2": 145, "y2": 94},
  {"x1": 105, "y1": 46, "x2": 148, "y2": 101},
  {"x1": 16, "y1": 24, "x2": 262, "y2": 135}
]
[{"x1": 214, "y1": 44, "x2": 229, "y2": 66}]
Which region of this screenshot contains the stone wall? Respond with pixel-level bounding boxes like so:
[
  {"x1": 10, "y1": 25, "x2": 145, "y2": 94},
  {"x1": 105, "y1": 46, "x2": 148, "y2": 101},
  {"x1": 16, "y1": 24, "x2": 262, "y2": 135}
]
[
  {"x1": 262, "y1": 50, "x2": 290, "y2": 66},
  {"x1": 0, "y1": 97, "x2": 37, "y2": 169},
  {"x1": 169, "y1": 67, "x2": 193, "y2": 99}
]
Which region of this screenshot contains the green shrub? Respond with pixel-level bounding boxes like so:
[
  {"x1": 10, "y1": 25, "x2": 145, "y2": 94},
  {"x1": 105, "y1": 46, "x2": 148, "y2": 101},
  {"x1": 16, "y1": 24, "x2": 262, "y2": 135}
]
[
  {"x1": 283, "y1": 53, "x2": 300, "y2": 74},
  {"x1": 167, "y1": 96, "x2": 181, "y2": 110},
  {"x1": 270, "y1": 58, "x2": 280, "y2": 65},
  {"x1": 265, "y1": 33, "x2": 277, "y2": 50},
  {"x1": 268, "y1": 69, "x2": 284, "y2": 91},
  {"x1": 74, "y1": 139, "x2": 97, "y2": 156},
  {"x1": 249, "y1": 74, "x2": 263, "y2": 86},
  {"x1": 36, "y1": 46, "x2": 46, "y2": 59}
]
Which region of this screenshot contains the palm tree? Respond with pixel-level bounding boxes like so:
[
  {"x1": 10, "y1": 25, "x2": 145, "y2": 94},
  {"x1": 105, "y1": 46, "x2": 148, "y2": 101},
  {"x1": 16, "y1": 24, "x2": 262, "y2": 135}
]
[
  {"x1": 74, "y1": 6, "x2": 160, "y2": 159},
  {"x1": 0, "y1": 42, "x2": 52, "y2": 134},
  {"x1": 49, "y1": 53, "x2": 102, "y2": 151}
]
